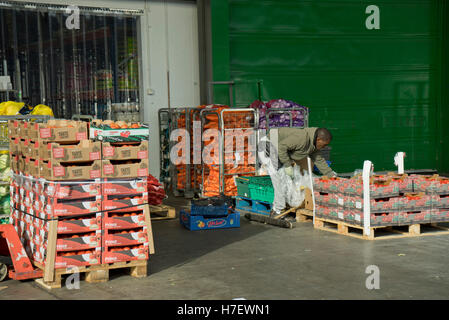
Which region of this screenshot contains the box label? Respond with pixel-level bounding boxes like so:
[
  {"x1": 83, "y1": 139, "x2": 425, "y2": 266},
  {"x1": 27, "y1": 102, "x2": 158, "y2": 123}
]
[
  {"x1": 137, "y1": 168, "x2": 148, "y2": 177},
  {"x1": 53, "y1": 166, "x2": 65, "y2": 177},
  {"x1": 103, "y1": 147, "x2": 115, "y2": 157},
  {"x1": 76, "y1": 132, "x2": 87, "y2": 140},
  {"x1": 89, "y1": 152, "x2": 101, "y2": 160},
  {"x1": 103, "y1": 164, "x2": 114, "y2": 175},
  {"x1": 40, "y1": 128, "x2": 52, "y2": 139},
  {"x1": 53, "y1": 148, "x2": 65, "y2": 159},
  {"x1": 137, "y1": 151, "x2": 148, "y2": 159},
  {"x1": 90, "y1": 169, "x2": 101, "y2": 179}
]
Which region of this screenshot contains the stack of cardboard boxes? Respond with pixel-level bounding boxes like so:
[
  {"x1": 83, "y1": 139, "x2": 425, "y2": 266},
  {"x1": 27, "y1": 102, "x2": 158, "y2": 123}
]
[
  {"x1": 9, "y1": 119, "x2": 154, "y2": 270},
  {"x1": 313, "y1": 173, "x2": 449, "y2": 227}
]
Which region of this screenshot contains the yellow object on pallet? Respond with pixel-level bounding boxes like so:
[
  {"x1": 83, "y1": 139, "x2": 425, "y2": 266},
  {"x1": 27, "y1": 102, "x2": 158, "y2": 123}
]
[
  {"x1": 31, "y1": 104, "x2": 54, "y2": 117},
  {"x1": 0, "y1": 101, "x2": 25, "y2": 116}
]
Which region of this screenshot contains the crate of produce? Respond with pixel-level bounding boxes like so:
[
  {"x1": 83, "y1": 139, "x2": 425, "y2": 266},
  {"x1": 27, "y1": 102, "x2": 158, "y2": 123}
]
[
  {"x1": 103, "y1": 210, "x2": 147, "y2": 230},
  {"x1": 54, "y1": 249, "x2": 102, "y2": 268},
  {"x1": 39, "y1": 160, "x2": 102, "y2": 180},
  {"x1": 56, "y1": 232, "x2": 101, "y2": 252},
  {"x1": 415, "y1": 175, "x2": 449, "y2": 195},
  {"x1": 102, "y1": 194, "x2": 148, "y2": 212},
  {"x1": 57, "y1": 216, "x2": 102, "y2": 234},
  {"x1": 102, "y1": 140, "x2": 149, "y2": 160},
  {"x1": 90, "y1": 120, "x2": 149, "y2": 142},
  {"x1": 103, "y1": 227, "x2": 149, "y2": 247},
  {"x1": 39, "y1": 140, "x2": 101, "y2": 162},
  {"x1": 102, "y1": 244, "x2": 149, "y2": 264},
  {"x1": 102, "y1": 159, "x2": 149, "y2": 178},
  {"x1": 102, "y1": 178, "x2": 148, "y2": 196},
  {"x1": 32, "y1": 120, "x2": 88, "y2": 142}
]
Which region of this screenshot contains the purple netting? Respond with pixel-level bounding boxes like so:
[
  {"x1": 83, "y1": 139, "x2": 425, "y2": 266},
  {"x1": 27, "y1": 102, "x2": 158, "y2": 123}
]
[{"x1": 250, "y1": 99, "x2": 308, "y2": 129}]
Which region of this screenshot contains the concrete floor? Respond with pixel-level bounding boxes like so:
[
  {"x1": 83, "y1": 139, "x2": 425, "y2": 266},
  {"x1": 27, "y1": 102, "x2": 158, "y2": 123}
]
[{"x1": 1, "y1": 197, "x2": 449, "y2": 300}]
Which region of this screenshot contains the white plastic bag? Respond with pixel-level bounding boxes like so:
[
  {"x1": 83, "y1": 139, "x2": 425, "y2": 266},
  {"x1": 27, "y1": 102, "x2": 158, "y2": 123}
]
[
  {"x1": 271, "y1": 165, "x2": 312, "y2": 211},
  {"x1": 286, "y1": 165, "x2": 311, "y2": 208}
]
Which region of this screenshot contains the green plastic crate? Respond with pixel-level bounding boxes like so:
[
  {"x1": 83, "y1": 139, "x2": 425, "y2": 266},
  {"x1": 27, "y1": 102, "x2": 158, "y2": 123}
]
[
  {"x1": 236, "y1": 176, "x2": 251, "y2": 198},
  {"x1": 248, "y1": 176, "x2": 274, "y2": 203},
  {"x1": 249, "y1": 186, "x2": 274, "y2": 203}
]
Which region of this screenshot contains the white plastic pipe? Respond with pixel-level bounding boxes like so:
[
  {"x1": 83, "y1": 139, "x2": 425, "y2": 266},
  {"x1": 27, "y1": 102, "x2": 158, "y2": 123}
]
[
  {"x1": 363, "y1": 160, "x2": 373, "y2": 237},
  {"x1": 394, "y1": 152, "x2": 406, "y2": 174}
]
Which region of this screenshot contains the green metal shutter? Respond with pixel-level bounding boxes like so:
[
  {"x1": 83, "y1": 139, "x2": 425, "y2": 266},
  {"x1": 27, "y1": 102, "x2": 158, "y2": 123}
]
[{"x1": 211, "y1": 0, "x2": 447, "y2": 173}]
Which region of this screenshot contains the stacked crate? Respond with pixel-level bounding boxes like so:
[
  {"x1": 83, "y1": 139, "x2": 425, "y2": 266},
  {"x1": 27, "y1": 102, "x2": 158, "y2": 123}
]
[
  {"x1": 10, "y1": 177, "x2": 103, "y2": 268},
  {"x1": 9, "y1": 119, "x2": 154, "y2": 273},
  {"x1": 10, "y1": 120, "x2": 103, "y2": 268},
  {"x1": 101, "y1": 177, "x2": 152, "y2": 263},
  {"x1": 313, "y1": 173, "x2": 449, "y2": 227},
  {"x1": 98, "y1": 124, "x2": 152, "y2": 264}
]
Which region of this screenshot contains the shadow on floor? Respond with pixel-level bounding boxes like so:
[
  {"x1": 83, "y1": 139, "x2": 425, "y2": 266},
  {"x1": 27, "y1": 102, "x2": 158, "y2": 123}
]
[{"x1": 145, "y1": 193, "x2": 272, "y2": 276}]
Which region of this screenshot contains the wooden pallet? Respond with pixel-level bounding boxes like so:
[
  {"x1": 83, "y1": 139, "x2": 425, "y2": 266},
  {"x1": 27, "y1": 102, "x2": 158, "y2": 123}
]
[
  {"x1": 149, "y1": 204, "x2": 176, "y2": 220},
  {"x1": 34, "y1": 259, "x2": 147, "y2": 290},
  {"x1": 295, "y1": 208, "x2": 314, "y2": 222},
  {"x1": 314, "y1": 216, "x2": 449, "y2": 240}
]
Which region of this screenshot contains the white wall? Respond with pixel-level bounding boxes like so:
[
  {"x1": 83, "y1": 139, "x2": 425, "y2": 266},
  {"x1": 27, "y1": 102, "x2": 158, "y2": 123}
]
[{"x1": 143, "y1": 0, "x2": 200, "y2": 179}]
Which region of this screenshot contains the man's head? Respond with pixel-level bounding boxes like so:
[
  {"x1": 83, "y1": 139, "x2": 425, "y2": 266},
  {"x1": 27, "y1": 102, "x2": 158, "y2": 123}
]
[{"x1": 315, "y1": 128, "x2": 332, "y2": 150}]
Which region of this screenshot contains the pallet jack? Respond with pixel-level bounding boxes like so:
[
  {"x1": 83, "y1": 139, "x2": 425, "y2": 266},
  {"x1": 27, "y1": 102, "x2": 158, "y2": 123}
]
[
  {"x1": 243, "y1": 157, "x2": 316, "y2": 229},
  {"x1": 244, "y1": 206, "x2": 298, "y2": 229},
  {"x1": 0, "y1": 224, "x2": 43, "y2": 282}
]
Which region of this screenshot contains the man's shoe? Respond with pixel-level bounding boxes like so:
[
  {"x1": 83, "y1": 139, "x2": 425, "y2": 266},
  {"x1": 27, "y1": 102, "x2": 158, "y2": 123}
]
[{"x1": 270, "y1": 209, "x2": 282, "y2": 218}]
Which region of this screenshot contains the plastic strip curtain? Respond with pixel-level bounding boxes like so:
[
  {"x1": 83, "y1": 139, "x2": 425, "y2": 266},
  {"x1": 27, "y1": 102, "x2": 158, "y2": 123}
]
[{"x1": 0, "y1": 2, "x2": 141, "y2": 119}]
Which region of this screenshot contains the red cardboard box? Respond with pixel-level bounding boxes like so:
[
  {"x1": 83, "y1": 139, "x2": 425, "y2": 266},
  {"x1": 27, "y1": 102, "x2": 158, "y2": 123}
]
[
  {"x1": 102, "y1": 244, "x2": 149, "y2": 264},
  {"x1": 103, "y1": 211, "x2": 147, "y2": 230},
  {"x1": 42, "y1": 196, "x2": 102, "y2": 217},
  {"x1": 56, "y1": 232, "x2": 101, "y2": 252},
  {"x1": 54, "y1": 249, "x2": 101, "y2": 269},
  {"x1": 40, "y1": 180, "x2": 101, "y2": 199},
  {"x1": 57, "y1": 216, "x2": 102, "y2": 234},
  {"x1": 103, "y1": 227, "x2": 149, "y2": 247},
  {"x1": 102, "y1": 178, "x2": 148, "y2": 196},
  {"x1": 102, "y1": 194, "x2": 148, "y2": 212}
]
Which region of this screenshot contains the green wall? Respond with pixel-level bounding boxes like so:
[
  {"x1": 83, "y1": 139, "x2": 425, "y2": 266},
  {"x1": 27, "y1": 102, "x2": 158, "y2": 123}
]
[{"x1": 211, "y1": 0, "x2": 448, "y2": 174}]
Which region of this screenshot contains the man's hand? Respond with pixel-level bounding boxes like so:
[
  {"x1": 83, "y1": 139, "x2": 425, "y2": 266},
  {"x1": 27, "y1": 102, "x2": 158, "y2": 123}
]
[
  {"x1": 330, "y1": 171, "x2": 338, "y2": 178},
  {"x1": 284, "y1": 166, "x2": 294, "y2": 178}
]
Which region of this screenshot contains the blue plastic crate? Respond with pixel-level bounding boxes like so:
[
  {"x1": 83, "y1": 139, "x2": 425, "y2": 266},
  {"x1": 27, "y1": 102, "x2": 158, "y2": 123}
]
[
  {"x1": 190, "y1": 203, "x2": 229, "y2": 216},
  {"x1": 190, "y1": 196, "x2": 233, "y2": 216},
  {"x1": 235, "y1": 196, "x2": 273, "y2": 216},
  {"x1": 180, "y1": 210, "x2": 240, "y2": 231}
]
